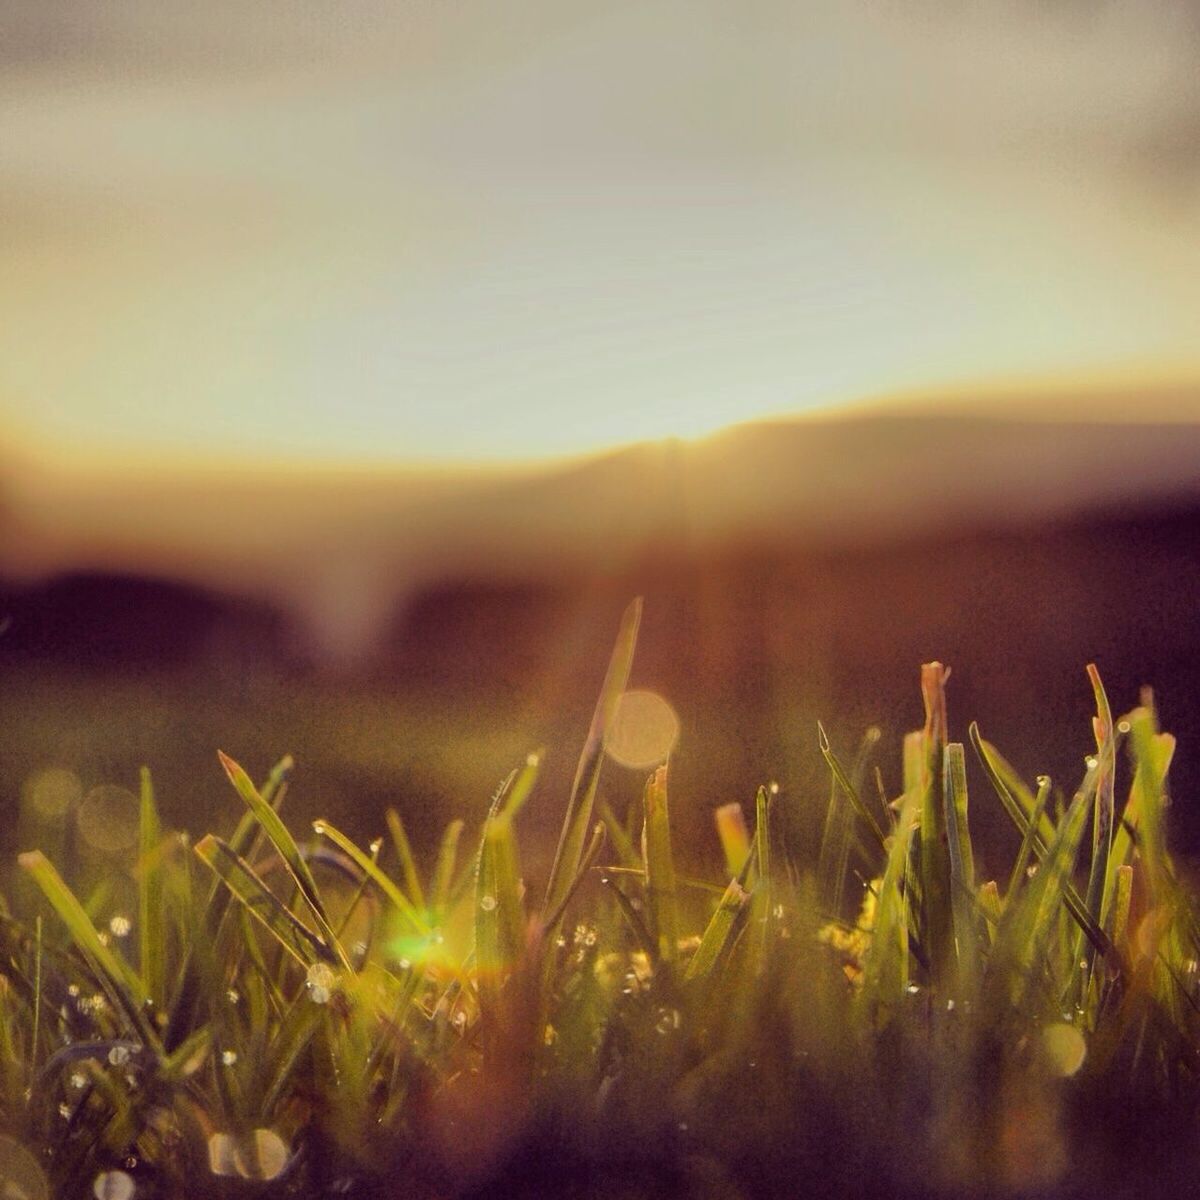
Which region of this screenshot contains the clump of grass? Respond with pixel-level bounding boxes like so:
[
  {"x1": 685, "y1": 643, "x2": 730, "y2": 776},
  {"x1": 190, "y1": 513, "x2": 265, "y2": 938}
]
[{"x1": 1, "y1": 598, "x2": 1197, "y2": 1199}]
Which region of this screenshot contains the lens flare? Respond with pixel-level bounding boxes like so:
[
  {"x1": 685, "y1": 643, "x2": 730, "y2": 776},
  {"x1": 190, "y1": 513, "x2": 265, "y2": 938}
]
[
  {"x1": 605, "y1": 690, "x2": 680, "y2": 770},
  {"x1": 78, "y1": 785, "x2": 139, "y2": 854},
  {"x1": 23, "y1": 768, "x2": 81, "y2": 821}
]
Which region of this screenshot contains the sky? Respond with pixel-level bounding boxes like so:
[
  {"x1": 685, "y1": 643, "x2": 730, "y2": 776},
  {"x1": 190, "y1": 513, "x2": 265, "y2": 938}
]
[{"x1": 3, "y1": 0, "x2": 1200, "y2": 464}]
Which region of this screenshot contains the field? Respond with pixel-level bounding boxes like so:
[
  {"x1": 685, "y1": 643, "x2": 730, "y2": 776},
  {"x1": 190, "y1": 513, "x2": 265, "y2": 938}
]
[{"x1": 1, "y1": 599, "x2": 1197, "y2": 1199}]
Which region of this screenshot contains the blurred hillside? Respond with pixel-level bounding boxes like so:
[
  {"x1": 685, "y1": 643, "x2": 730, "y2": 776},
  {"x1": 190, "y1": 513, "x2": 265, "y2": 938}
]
[{"x1": 2, "y1": 406, "x2": 1199, "y2": 883}]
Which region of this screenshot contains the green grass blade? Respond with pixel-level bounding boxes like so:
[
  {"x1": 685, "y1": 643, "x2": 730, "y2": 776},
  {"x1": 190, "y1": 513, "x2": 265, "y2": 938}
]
[
  {"x1": 970, "y1": 723, "x2": 1112, "y2": 961},
  {"x1": 18, "y1": 851, "x2": 159, "y2": 1050},
  {"x1": 430, "y1": 819, "x2": 464, "y2": 923},
  {"x1": 1073, "y1": 665, "x2": 1117, "y2": 1005},
  {"x1": 193, "y1": 835, "x2": 334, "y2": 968},
  {"x1": 1006, "y1": 775, "x2": 1052, "y2": 901},
  {"x1": 817, "y1": 723, "x2": 887, "y2": 853},
  {"x1": 385, "y1": 809, "x2": 426, "y2": 915},
  {"x1": 942, "y1": 743, "x2": 980, "y2": 992},
  {"x1": 543, "y1": 597, "x2": 642, "y2": 920},
  {"x1": 474, "y1": 803, "x2": 525, "y2": 982},
  {"x1": 685, "y1": 877, "x2": 750, "y2": 982},
  {"x1": 137, "y1": 765, "x2": 166, "y2": 1011},
  {"x1": 312, "y1": 820, "x2": 430, "y2": 936},
  {"x1": 500, "y1": 750, "x2": 542, "y2": 821},
  {"x1": 860, "y1": 788, "x2": 920, "y2": 1020},
  {"x1": 599, "y1": 799, "x2": 641, "y2": 870},
  {"x1": 218, "y1": 750, "x2": 349, "y2": 969},
  {"x1": 641, "y1": 765, "x2": 679, "y2": 964}
]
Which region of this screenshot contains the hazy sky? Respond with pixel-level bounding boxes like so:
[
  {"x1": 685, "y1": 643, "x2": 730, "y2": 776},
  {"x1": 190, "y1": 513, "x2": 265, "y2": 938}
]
[{"x1": 3, "y1": 1, "x2": 1200, "y2": 463}]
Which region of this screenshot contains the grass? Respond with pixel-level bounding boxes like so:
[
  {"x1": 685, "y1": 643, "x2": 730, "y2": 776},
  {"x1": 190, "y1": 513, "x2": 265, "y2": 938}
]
[{"x1": 1, "y1": 597, "x2": 1198, "y2": 1198}]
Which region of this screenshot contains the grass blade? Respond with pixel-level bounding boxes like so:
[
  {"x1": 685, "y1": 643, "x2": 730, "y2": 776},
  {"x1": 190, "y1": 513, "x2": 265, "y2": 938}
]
[
  {"x1": 641, "y1": 765, "x2": 679, "y2": 964},
  {"x1": 543, "y1": 597, "x2": 642, "y2": 921},
  {"x1": 430, "y1": 819, "x2": 465, "y2": 923},
  {"x1": 193, "y1": 835, "x2": 334, "y2": 968},
  {"x1": 817, "y1": 723, "x2": 887, "y2": 853},
  {"x1": 18, "y1": 851, "x2": 159, "y2": 1050},
  {"x1": 685, "y1": 877, "x2": 750, "y2": 982},
  {"x1": 385, "y1": 809, "x2": 426, "y2": 915},
  {"x1": 138, "y1": 765, "x2": 166, "y2": 1011},
  {"x1": 942, "y1": 743, "x2": 980, "y2": 992},
  {"x1": 312, "y1": 821, "x2": 429, "y2": 936},
  {"x1": 218, "y1": 750, "x2": 349, "y2": 969}
]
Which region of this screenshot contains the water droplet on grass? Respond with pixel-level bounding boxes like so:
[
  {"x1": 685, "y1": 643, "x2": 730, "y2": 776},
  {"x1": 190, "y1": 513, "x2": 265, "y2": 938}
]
[
  {"x1": 93, "y1": 1169, "x2": 135, "y2": 1200},
  {"x1": 108, "y1": 915, "x2": 131, "y2": 939},
  {"x1": 479, "y1": 895, "x2": 497, "y2": 912},
  {"x1": 107, "y1": 1046, "x2": 130, "y2": 1067},
  {"x1": 1042, "y1": 1022, "x2": 1087, "y2": 1077},
  {"x1": 306, "y1": 963, "x2": 336, "y2": 1005},
  {"x1": 221, "y1": 1050, "x2": 238, "y2": 1067},
  {"x1": 655, "y1": 1007, "x2": 681, "y2": 1034}
]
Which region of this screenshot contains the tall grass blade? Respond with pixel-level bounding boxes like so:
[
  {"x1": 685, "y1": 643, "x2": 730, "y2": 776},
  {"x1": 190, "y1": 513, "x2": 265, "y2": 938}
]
[
  {"x1": 1072, "y1": 665, "x2": 1116, "y2": 1006},
  {"x1": 685, "y1": 877, "x2": 750, "y2": 982},
  {"x1": 543, "y1": 597, "x2": 641, "y2": 920},
  {"x1": 817, "y1": 723, "x2": 886, "y2": 853},
  {"x1": 641, "y1": 765, "x2": 679, "y2": 964},
  {"x1": 475, "y1": 791, "x2": 525, "y2": 982},
  {"x1": 385, "y1": 809, "x2": 426, "y2": 915},
  {"x1": 193, "y1": 835, "x2": 335, "y2": 968},
  {"x1": 218, "y1": 750, "x2": 349, "y2": 969},
  {"x1": 430, "y1": 819, "x2": 465, "y2": 923},
  {"x1": 18, "y1": 852, "x2": 158, "y2": 1050},
  {"x1": 138, "y1": 765, "x2": 166, "y2": 1011},
  {"x1": 970, "y1": 723, "x2": 1112, "y2": 960},
  {"x1": 942, "y1": 743, "x2": 979, "y2": 992},
  {"x1": 860, "y1": 788, "x2": 920, "y2": 1020},
  {"x1": 313, "y1": 820, "x2": 429, "y2": 936},
  {"x1": 917, "y1": 663, "x2": 954, "y2": 991}
]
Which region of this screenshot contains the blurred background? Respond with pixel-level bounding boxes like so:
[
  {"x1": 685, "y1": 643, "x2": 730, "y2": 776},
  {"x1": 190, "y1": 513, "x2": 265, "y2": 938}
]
[{"x1": 2, "y1": 1, "x2": 1199, "y2": 886}]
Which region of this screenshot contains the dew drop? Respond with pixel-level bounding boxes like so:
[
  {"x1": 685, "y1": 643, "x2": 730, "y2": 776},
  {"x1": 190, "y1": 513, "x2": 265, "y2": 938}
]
[
  {"x1": 369, "y1": 838, "x2": 383, "y2": 856},
  {"x1": 107, "y1": 1045, "x2": 130, "y2": 1067},
  {"x1": 1042, "y1": 1022, "x2": 1087, "y2": 1077},
  {"x1": 108, "y1": 915, "x2": 132, "y2": 939},
  {"x1": 221, "y1": 1050, "x2": 238, "y2": 1067},
  {"x1": 312, "y1": 820, "x2": 327, "y2": 836},
  {"x1": 479, "y1": 895, "x2": 497, "y2": 912},
  {"x1": 306, "y1": 963, "x2": 336, "y2": 1003},
  {"x1": 93, "y1": 1169, "x2": 135, "y2": 1200},
  {"x1": 654, "y1": 1007, "x2": 681, "y2": 1034}
]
